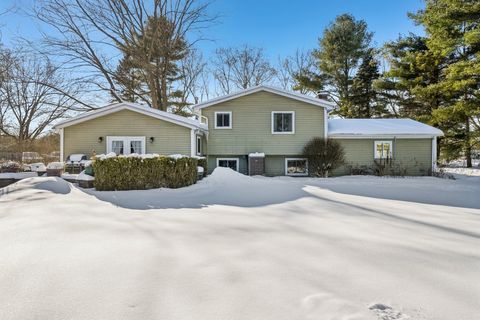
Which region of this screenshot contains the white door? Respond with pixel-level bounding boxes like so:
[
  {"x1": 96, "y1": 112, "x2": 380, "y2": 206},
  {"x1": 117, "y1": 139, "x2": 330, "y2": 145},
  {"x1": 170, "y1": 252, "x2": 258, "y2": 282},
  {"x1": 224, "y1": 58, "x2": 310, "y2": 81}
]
[{"x1": 107, "y1": 136, "x2": 146, "y2": 155}]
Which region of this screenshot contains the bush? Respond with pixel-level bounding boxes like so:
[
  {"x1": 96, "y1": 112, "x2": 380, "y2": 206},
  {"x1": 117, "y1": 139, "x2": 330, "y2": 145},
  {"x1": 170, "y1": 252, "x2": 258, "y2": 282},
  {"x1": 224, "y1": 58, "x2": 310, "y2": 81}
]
[
  {"x1": 1, "y1": 161, "x2": 22, "y2": 173},
  {"x1": 303, "y1": 138, "x2": 345, "y2": 177},
  {"x1": 92, "y1": 155, "x2": 198, "y2": 191}
]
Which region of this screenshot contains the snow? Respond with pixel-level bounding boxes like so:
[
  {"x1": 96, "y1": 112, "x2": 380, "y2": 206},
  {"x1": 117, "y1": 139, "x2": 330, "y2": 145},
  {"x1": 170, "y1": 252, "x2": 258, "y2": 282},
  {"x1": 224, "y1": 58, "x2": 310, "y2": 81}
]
[
  {"x1": 46, "y1": 162, "x2": 64, "y2": 170},
  {"x1": 68, "y1": 154, "x2": 86, "y2": 162},
  {"x1": 61, "y1": 173, "x2": 78, "y2": 180},
  {"x1": 197, "y1": 166, "x2": 204, "y2": 173},
  {"x1": 0, "y1": 172, "x2": 38, "y2": 179},
  {"x1": 0, "y1": 169, "x2": 479, "y2": 320},
  {"x1": 77, "y1": 171, "x2": 94, "y2": 181},
  {"x1": 169, "y1": 154, "x2": 187, "y2": 159},
  {"x1": 95, "y1": 152, "x2": 117, "y2": 160},
  {"x1": 248, "y1": 152, "x2": 265, "y2": 157},
  {"x1": 29, "y1": 163, "x2": 47, "y2": 172},
  {"x1": 441, "y1": 159, "x2": 480, "y2": 177},
  {"x1": 328, "y1": 118, "x2": 444, "y2": 136}
]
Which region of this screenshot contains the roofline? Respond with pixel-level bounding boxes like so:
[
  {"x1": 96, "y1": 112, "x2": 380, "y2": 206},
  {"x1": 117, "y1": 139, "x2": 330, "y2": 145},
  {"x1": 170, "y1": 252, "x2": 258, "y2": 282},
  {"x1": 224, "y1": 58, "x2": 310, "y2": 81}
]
[
  {"x1": 329, "y1": 134, "x2": 443, "y2": 139},
  {"x1": 193, "y1": 85, "x2": 335, "y2": 110},
  {"x1": 53, "y1": 102, "x2": 207, "y2": 131}
]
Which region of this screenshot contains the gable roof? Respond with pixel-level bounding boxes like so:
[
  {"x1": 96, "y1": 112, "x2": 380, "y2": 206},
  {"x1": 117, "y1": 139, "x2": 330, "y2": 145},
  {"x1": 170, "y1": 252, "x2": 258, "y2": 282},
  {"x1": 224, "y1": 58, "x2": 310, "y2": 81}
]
[
  {"x1": 193, "y1": 85, "x2": 335, "y2": 110},
  {"x1": 328, "y1": 119, "x2": 444, "y2": 138},
  {"x1": 53, "y1": 102, "x2": 208, "y2": 130}
]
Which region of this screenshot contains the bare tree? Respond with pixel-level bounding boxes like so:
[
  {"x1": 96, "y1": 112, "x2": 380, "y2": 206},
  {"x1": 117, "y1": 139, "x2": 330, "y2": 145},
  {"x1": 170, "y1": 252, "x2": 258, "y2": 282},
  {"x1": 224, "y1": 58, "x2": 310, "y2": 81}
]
[
  {"x1": 276, "y1": 49, "x2": 316, "y2": 94},
  {"x1": 0, "y1": 49, "x2": 81, "y2": 147},
  {"x1": 212, "y1": 45, "x2": 276, "y2": 95},
  {"x1": 34, "y1": 0, "x2": 217, "y2": 110},
  {"x1": 179, "y1": 48, "x2": 207, "y2": 105}
]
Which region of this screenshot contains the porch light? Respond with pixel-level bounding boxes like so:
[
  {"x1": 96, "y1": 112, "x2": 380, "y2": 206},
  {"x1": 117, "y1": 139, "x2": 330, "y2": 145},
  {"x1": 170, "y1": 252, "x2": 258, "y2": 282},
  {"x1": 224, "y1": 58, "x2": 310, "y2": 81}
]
[
  {"x1": 150, "y1": 137, "x2": 155, "y2": 143},
  {"x1": 98, "y1": 136, "x2": 103, "y2": 143}
]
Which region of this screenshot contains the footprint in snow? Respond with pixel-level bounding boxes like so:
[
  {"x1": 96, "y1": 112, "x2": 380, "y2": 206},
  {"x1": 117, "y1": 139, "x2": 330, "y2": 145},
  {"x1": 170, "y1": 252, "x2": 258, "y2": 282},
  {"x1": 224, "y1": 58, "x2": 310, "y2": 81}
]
[
  {"x1": 301, "y1": 292, "x2": 376, "y2": 320},
  {"x1": 368, "y1": 303, "x2": 411, "y2": 320}
]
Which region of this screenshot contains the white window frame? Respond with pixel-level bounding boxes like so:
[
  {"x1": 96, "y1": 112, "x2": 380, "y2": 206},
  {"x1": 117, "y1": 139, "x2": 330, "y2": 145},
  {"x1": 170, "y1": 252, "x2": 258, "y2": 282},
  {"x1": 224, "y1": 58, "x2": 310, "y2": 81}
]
[
  {"x1": 196, "y1": 136, "x2": 202, "y2": 156},
  {"x1": 374, "y1": 140, "x2": 393, "y2": 159},
  {"x1": 216, "y1": 158, "x2": 239, "y2": 171},
  {"x1": 214, "y1": 111, "x2": 232, "y2": 129},
  {"x1": 106, "y1": 136, "x2": 146, "y2": 155},
  {"x1": 285, "y1": 158, "x2": 308, "y2": 176},
  {"x1": 272, "y1": 111, "x2": 295, "y2": 134}
]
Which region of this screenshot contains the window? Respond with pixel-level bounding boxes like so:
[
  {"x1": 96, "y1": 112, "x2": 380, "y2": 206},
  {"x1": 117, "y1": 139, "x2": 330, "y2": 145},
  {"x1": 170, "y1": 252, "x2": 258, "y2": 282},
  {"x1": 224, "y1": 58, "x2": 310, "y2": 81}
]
[
  {"x1": 215, "y1": 111, "x2": 232, "y2": 129},
  {"x1": 216, "y1": 158, "x2": 239, "y2": 171},
  {"x1": 106, "y1": 136, "x2": 146, "y2": 155},
  {"x1": 374, "y1": 141, "x2": 393, "y2": 159},
  {"x1": 196, "y1": 136, "x2": 202, "y2": 155},
  {"x1": 272, "y1": 111, "x2": 295, "y2": 134},
  {"x1": 285, "y1": 158, "x2": 308, "y2": 176}
]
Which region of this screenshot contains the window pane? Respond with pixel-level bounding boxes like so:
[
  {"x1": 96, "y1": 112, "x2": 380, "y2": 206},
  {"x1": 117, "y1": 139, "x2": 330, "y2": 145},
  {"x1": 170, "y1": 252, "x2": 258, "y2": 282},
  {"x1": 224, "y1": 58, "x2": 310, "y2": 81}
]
[
  {"x1": 130, "y1": 140, "x2": 142, "y2": 154},
  {"x1": 375, "y1": 141, "x2": 393, "y2": 159},
  {"x1": 273, "y1": 113, "x2": 293, "y2": 132},
  {"x1": 283, "y1": 113, "x2": 292, "y2": 132},
  {"x1": 216, "y1": 113, "x2": 230, "y2": 127},
  {"x1": 112, "y1": 141, "x2": 124, "y2": 155},
  {"x1": 287, "y1": 159, "x2": 307, "y2": 175},
  {"x1": 197, "y1": 137, "x2": 201, "y2": 154},
  {"x1": 218, "y1": 160, "x2": 237, "y2": 171}
]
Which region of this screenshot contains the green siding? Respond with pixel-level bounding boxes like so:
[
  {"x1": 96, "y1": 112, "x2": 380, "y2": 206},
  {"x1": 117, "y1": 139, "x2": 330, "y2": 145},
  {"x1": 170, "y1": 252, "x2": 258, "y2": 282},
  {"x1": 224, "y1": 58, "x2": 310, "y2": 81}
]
[
  {"x1": 334, "y1": 138, "x2": 432, "y2": 176},
  {"x1": 201, "y1": 91, "x2": 326, "y2": 155},
  {"x1": 63, "y1": 109, "x2": 191, "y2": 160}
]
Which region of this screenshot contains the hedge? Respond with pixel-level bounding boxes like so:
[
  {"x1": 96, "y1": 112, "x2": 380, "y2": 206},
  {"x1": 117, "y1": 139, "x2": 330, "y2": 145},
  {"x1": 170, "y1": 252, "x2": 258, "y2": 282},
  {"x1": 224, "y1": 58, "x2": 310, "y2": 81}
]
[{"x1": 92, "y1": 156, "x2": 198, "y2": 191}]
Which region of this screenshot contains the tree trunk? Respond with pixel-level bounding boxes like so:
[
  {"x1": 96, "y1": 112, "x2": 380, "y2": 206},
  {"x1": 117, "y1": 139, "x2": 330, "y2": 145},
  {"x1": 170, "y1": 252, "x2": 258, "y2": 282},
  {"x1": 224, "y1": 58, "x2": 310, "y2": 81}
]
[{"x1": 465, "y1": 117, "x2": 472, "y2": 168}]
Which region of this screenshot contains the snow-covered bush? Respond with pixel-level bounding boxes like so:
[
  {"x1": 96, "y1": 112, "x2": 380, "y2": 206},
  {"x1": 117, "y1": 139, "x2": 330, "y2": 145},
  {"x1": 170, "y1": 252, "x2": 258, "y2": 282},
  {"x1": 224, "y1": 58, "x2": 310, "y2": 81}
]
[
  {"x1": 1, "y1": 161, "x2": 22, "y2": 173},
  {"x1": 303, "y1": 138, "x2": 345, "y2": 177},
  {"x1": 92, "y1": 155, "x2": 198, "y2": 191},
  {"x1": 47, "y1": 162, "x2": 65, "y2": 170}
]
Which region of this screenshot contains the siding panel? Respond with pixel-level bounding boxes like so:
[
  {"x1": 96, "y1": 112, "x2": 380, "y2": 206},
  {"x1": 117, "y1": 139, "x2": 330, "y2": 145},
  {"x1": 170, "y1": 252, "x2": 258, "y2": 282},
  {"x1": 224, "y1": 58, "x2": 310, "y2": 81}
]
[
  {"x1": 63, "y1": 109, "x2": 191, "y2": 160},
  {"x1": 201, "y1": 91, "x2": 325, "y2": 155}
]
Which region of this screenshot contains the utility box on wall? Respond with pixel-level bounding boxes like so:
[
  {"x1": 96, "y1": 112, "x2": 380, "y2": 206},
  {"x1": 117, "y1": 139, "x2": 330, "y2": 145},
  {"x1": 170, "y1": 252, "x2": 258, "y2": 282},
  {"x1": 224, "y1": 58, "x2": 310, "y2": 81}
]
[{"x1": 248, "y1": 152, "x2": 265, "y2": 176}]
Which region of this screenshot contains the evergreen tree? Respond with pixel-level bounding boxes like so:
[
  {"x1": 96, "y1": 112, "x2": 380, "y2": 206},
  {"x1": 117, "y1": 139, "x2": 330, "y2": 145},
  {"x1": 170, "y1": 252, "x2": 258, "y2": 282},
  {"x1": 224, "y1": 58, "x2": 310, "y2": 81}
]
[
  {"x1": 115, "y1": 16, "x2": 188, "y2": 112},
  {"x1": 375, "y1": 35, "x2": 446, "y2": 122},
  {"x1": 411, "y1": 0, "x2": 480, "y2": 166},
  {"x1": 296, "y1": 14, "x2": 373, "y2": 116},
  {"x1": 350, "y1": 49, "x2": 382, "y2": 118}
]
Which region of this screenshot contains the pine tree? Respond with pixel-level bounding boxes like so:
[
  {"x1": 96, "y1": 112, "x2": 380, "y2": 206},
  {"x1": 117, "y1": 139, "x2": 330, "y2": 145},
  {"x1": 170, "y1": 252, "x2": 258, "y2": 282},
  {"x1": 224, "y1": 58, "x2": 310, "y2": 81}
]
[
  {"x1": 350, "y1": 49, "x2": 382, "y2": 118},
  {"x1": 115, "y1": 16, "x2": 188, "y2": 112},
  {"x1": 411, "y1": 0, "x2": 480, "y2": 166},
  {"x1": 295, "y1": 14, "x2": 373, "y2": 116}
]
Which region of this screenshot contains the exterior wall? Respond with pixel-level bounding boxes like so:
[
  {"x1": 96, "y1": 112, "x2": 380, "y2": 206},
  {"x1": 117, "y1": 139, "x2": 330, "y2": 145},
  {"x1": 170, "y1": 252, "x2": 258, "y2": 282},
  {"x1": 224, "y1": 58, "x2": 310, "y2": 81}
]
[
  {"x1": 63, "y1": 109, "x2": 192, "y2": 160},
  {"x1": 200, "y1": 91, "x2": 326, "y2": 155},
  {"x1": 334, "y1": 138, "x2": 432, "y2": 176},
  {"x1": 208, "y1": 155, "x2": 306, "y2": 176}
]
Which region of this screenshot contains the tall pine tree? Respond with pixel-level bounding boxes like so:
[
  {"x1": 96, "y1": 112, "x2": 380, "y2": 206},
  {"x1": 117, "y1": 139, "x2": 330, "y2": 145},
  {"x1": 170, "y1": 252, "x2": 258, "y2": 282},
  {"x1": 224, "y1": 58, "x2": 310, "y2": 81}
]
[
  {"x1": 350, "y1": 49, "x2": 383, "y2": 118},
  {"x1": 411, "y1": 0, "x2": 480, "y2": 166},
  {"x1": 296, "y1": 14, "x2": 373, "y2": 117}
]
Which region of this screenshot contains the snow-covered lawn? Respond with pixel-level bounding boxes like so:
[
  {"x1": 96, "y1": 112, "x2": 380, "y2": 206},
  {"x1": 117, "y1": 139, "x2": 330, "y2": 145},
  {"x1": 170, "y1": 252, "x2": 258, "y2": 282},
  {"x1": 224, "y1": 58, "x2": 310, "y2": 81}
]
[{"x1": 0, "y1": 169, "x2": 479, "y2": 320}]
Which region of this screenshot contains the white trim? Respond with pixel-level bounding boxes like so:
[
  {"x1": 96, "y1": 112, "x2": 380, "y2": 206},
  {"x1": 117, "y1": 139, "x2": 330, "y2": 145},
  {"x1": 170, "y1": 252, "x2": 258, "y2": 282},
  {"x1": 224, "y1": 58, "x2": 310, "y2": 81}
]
[
  {"x1": 194, "y1": 85, "x2": 334, "y2": 110},
  {"x1": 323, "y1": 108, "x2": 328, "y2": 139},
  {"x1": 374, "y1": 140, "x2": 393, "y2": 159},
  {"x1": 285, "y1": 158, "x2": 308, "y2": 176},
  {"x1": 432, "y1": 136, "x2": 437, "y2": 172},
  {"x1": 106, "y1": 136, "x2": 146, "y2": 155},
  {"x1": 53, "y1": 102, "x2": 207, "y2": 131},
  {"x1": 59, "y1": 128, "x2": 64, "y2": 161},
  {"x1": 271, "y1": 111, "x2": 295, "y2": 134},
  {"x1": 216, "y1": 158, "x2": 239, "y2": 171},
  {"x1": 214, "y1": 111, "x2": 232, "y2": 129},
  {"x1": 330, "y1": 134, "x2": 438, "y2": 139},
  {"x1": 190, "y1": 129, "x2": 196, "y2": 157},
  {"x1": 196, "y1": 135, "x2": 202, "y2": 156}
]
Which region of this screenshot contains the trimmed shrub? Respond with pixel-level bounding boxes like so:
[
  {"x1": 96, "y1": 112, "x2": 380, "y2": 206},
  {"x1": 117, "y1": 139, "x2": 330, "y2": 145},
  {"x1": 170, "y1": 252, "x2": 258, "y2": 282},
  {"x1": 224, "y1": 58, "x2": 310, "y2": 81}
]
[
  {"x1": 92, "y1": 155, "x2": 198, "y2": 191},
  {"x1": 303, "y1": 138, "x2": 345, "y2": 177}
]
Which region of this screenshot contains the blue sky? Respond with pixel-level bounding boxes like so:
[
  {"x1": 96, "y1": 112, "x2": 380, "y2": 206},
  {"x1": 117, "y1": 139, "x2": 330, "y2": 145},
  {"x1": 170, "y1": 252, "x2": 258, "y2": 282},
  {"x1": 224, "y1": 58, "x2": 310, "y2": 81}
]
[{"x1": 1, "y1": 0, "x2": 425, "y2": 62}]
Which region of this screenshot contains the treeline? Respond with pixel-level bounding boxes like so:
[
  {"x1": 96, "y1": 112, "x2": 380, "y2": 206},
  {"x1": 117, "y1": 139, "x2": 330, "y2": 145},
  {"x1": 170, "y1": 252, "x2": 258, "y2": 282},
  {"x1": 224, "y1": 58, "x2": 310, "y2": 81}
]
[{"x1": 0, "y1": 0, "x2": 478, "y2": 164}]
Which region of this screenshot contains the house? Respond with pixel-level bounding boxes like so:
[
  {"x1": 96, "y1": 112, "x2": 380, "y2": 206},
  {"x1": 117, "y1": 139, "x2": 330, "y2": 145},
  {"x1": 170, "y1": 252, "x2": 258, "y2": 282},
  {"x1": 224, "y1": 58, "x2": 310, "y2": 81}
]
[{"x1": 53, "y1": 86, "x2": 443, "y2": 176}]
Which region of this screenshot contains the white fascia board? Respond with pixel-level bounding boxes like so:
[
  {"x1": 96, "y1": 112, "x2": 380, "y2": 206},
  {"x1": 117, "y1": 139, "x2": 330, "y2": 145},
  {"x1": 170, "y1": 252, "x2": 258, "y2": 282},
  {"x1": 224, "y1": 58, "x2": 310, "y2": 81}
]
[
  {"x1": 329, "y1": 134, "x2": 439, "y2": 139},
  {"x1": 53, "y1": 103, "x2": 206, "y2": 131}
]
